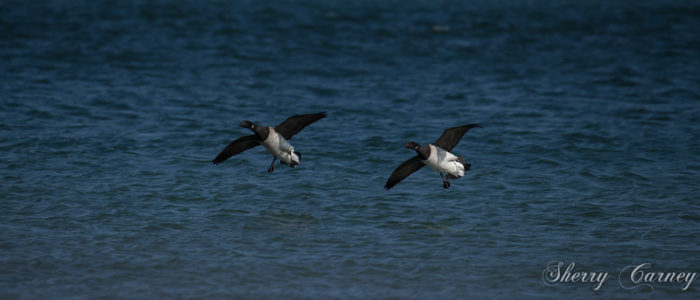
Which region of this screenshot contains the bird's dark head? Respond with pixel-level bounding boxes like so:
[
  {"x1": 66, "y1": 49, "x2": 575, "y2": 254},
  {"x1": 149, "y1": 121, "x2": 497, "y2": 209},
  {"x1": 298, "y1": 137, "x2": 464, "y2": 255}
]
[
  {"x1": 239, "y1": 120, "x2": 255, "y2": 129},
  {"x1": 404, "y1": 141, "x2": 421, "y2": 150}
]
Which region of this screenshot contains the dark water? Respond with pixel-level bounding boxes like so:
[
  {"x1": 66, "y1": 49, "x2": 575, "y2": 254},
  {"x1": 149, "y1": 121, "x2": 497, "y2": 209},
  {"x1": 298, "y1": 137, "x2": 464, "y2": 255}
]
[{"x1": 2, "y1": 0, "x2": 699, "y2": 298}]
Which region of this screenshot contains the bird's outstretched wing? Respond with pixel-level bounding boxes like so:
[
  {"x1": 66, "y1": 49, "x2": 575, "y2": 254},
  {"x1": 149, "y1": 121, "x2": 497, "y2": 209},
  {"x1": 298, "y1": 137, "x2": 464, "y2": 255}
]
[
  {"x1": 384, "y1": 156, "x2": 424, "y2": 190},
  {"x1": 212, "y1": 135, "x2": 260, "y2": 165},
  {"x1": 433, "y1": 124, "x2": 481, "y2": 151},
  {"x1": 275, "y1": 112, "x2": 327, "y2": 140}
]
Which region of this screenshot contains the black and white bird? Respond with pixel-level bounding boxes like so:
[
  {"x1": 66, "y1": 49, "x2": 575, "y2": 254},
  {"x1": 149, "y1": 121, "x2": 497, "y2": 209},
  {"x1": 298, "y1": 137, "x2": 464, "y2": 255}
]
[
  {"x1": 212, "y1": 112, "x2": 326, "y2": 173},
  {"x1": 384, "y1": 124, "x2": 481, "y2": 190}
]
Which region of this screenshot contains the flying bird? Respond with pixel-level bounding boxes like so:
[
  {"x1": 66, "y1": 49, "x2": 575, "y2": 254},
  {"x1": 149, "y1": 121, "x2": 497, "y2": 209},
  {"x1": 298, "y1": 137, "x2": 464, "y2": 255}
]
[
  {"x1": 384, "y1": 124, "x2": 481, "y2": 190},
  {"x1": 212, "y1": 112, "x2": 326, "y2": 173}
]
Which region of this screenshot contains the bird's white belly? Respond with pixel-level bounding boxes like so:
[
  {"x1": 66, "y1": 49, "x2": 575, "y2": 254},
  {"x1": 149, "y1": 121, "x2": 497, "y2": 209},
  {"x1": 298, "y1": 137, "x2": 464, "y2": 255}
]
[
  {"x1": 423, "y1": 145, "x2": 465, "y2": 178},
  {"x1": 261, "y1": 129, "x2": 299, "y2": 166}
]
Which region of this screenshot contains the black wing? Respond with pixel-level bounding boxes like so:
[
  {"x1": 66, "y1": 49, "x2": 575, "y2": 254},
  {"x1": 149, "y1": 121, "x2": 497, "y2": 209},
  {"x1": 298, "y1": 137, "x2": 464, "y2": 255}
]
[
  {"x1": 212, "y1": 135, "x2": 260, "y2": 165},
  {"x1": 275, "y1": 112, "x2": 327, "y2": 140},
  {"x1": 433, "y1": 124, "x2": 481, "y2": 152},
  {"x1": 384, "y1": 156, "x2": 424, "y2": 190}
]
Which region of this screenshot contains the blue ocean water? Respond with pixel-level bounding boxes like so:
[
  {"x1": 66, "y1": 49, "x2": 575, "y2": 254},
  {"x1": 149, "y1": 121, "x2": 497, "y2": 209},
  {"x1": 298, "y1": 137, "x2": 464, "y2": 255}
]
[{"x1": 1, "y1": 0, "x2": 699, "y2": 298}]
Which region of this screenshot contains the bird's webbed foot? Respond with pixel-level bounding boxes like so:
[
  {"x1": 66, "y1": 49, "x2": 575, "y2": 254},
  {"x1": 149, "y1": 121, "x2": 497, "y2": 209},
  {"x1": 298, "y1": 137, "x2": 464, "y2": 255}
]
[{"x1": 440, "y1": 173, "x2": 450, "y2": 189}]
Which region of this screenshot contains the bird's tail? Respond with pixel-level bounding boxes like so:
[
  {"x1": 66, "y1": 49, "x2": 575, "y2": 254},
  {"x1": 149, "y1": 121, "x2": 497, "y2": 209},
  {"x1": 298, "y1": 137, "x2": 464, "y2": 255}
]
[
  {"x1": 239, "y1": 120, "x2": 255, "y2": 129},
  {"x1": 290, "y1": 151, "x2": 300, "y2": 167},
  {"x1": 458, "y1": 156, "x2": 470, "y2": 172}
]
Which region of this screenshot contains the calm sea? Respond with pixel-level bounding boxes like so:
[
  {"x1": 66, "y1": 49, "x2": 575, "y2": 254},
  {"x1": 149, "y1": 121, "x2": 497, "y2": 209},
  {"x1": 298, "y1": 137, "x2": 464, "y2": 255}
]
[{"x1": 1, "y1": 0, "x2": 699, "y2": 299}]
